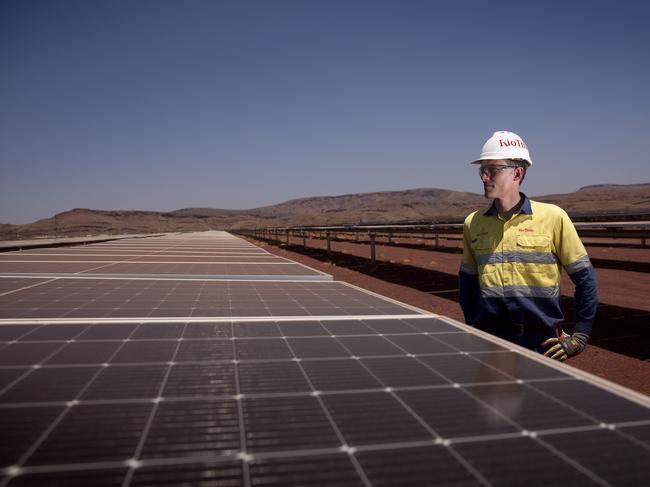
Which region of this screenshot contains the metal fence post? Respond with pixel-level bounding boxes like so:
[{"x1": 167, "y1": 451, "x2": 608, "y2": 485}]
[
  {"x1": 303, "y1": 232, "x2": 307, "y2": 247},
  {"x1": 326, "y1": 232, "x2": 331, "y2": 257},
  {"x1": 370, "y1": 232, "x2": 376, "y2": 265}
]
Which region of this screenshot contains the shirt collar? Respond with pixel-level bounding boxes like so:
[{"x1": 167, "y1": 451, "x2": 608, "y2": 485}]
[{"x1": 483, "y1": 193, "x2": 532, "y2": 216}]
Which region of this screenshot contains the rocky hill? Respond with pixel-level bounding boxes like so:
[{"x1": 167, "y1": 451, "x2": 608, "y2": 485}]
[
  {"x1": 2, "y1": 184, "x2": 649, "y2": 240},
  {"x1": 536, "y1": 183, "x2": 650, "y2": 214}
]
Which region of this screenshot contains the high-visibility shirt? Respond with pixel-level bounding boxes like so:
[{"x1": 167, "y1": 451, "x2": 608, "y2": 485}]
[{"x1": 458, "y1": 193, "x2": 598, "y2": 337}]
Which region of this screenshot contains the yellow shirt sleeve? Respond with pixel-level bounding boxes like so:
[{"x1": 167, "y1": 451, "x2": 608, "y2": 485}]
[
  {"x1": 460, "y1": 213, "x2": 478, "y2": 275},
  {"x1": 554, "y1": 208, "x2": 589, "y2": 272}
]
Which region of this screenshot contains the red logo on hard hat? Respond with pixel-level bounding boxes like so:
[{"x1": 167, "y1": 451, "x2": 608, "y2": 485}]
[{"x1": 499, "y1": 139, "x2": 527, "y2": 149}]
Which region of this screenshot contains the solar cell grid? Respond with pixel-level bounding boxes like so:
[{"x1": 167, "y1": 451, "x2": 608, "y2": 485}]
[
  {"x1": 532, "y1": 379, "x2": 650, "y2": 424},
  {"x1": 378, "y1": 333, "x2": 457, "y2": 354},
  {"x1": 0, "y1": 366, "x2": 99, "y2": 403},
  {"x1": 451, "y1": 437, "x2": 601, "y2": 485},
  {"x1": 301, "y1": 359, "x2": 382, "y2": 391},
  {"x1": 183, "y1": 322, "x2": 232, "y2": 338},
  {"x1": 0, "y1": 325, "x2": 38, "y2": 341},
  {"x1": 8, "y1": 468, "x2": 128, "y2": 487},
  {"x1": 140, "y1": 399, "x2": 240, "y2": 459},
  {"x1": 0, "y1": 279, "x2": 52, "y2": 295},
  {"x1": 0, "y1": 263, "x2": 328, "y2": 279},
  {"x1": 163, "y1": 362, "x2": 236, "y2": 397},
  {"x1": 540, "y1": 430, "x2": 650, "y2": 485},
  {"x1": 0, "y1": 342, "x2": 67, "y2": 366},
  {"x1": 0, "y1": 280, "x2": 416, "y2": 319},
  {"x1": 243, "y1": 395, "x2": 341, "y2": 453},
  {"x1": 0, "y1": 235, "x2": 327, "y2": 283},
  {"x1": 471, "y1": 350, "x2": 570, "y2": 380},
  {"x1": 467, "y1": 383, "x2": 599, "y2": 431},
  {"x1": 248, "y1": 454, "x2": 365, "y2": 487},
  {"x1": 45, "y1": 341, "x2": 123, "y2": 364},
  {"x1": 129, "y1": 461, "x2": 242, "y2": 487},
  {"x1": 16, "y1": 249, "x2": 269, "y2": 255},
  {"x1": 81, "y1": 365, "x2": 168, "y2": 400},
  {"x1": 238, "y1": 361, "x2": 310, "y2": 394},
  {"x1": 88, "y1": 249, "x2": 270, "y2": 255},
  {"x1": 26, "y1": 403, "x2": 153, "y2": 465},
  {"x1": 1, "y1": 322, "x2": 648, "y2": 486},
  {"x1": 361, "y1": 357, "x2": 449, "y2": 388},
  {"x1": 357, "y1": 445, "x2": 482, "y2": 487},
  {"x1": 0, "y1": 255, "x2": 290, "y2": 263},
  {"x1": 322, "y1": 392, "x2": 434, "y2": 445},
  {"x1": 0, "y1": 406, "x2": 65, "y2": 468},
  {"x1": 174, "y1": 339, "x2": 234, "y2": 362},
  {"x1": 0, "y1": 369, "x2": 27, "y2": 391},
  {"x1": 417, "y1": 354, "x2": 512, "y2": 384},
  {"x1": 619, "y1": 424, "x2": 650, "y2": 446},
  {"x1": 0, "y1": 232, "x2": 649, "y2": 486},
  {"x1": 397, "y1": 387, "x2": 519, "y2": 438}
]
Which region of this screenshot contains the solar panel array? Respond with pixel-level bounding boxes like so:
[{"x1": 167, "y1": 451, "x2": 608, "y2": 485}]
[{"x1": 0, "y1": 231, "x2": 648, "y2": 486}]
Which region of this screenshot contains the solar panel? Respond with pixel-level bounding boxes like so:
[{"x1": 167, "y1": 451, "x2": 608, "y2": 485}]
[
  {"x1": 0, "y1": 280, "x2": 418, "y2": 319},
  {"x1": 0, "y1": 231, "x2": 648, "y2": 486},
  {"x1": 0, "y1": 260, "x2": 329, "y2": 280},
  {"x1": 0, "y1": 254, "x2": 290, "y2": 262}
]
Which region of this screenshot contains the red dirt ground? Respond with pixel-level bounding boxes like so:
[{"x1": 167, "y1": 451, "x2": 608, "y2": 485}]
[{"x1": 246, "y1": 235, "x2": 650, "y2": 396}]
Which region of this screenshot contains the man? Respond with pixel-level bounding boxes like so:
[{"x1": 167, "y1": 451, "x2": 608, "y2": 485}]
[{"x1": 458, "y1": 131, "x2": 598, "y2": 360}]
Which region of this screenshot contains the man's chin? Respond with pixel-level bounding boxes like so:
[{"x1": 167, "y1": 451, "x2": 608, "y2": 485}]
[{"x1": 483, "y1": 188, "x2": 494, "y2": 198}]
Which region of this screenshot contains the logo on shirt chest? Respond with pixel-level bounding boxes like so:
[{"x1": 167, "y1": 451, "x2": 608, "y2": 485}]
[{"x1": 471, "y1": 231, "x2": 489, "y2": 244}]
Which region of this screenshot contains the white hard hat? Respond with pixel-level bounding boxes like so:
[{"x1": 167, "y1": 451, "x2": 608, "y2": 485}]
[{"x1": 472, "y1": 130, "x2": 533, "y2": 166}]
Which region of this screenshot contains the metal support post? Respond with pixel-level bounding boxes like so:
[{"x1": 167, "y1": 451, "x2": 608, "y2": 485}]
[
  {"x1": 326, "y1": 232, "x2": 331, "y2": 257},
  {"x1": 303, "y1": 233, "x2": 307, "y2": 247},
  {"x1": 370, "y1": 232, "x2": 376, "y2": 265}
]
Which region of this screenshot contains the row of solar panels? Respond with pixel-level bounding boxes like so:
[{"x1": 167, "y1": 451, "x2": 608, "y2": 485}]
[{"x1": 0, "y1": 231, "x2": 648, "y2": 486}]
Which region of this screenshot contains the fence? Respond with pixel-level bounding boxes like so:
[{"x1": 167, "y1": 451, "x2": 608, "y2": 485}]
[{"x1": 235, "y1": 222, "x2": 650, "y2": 264}]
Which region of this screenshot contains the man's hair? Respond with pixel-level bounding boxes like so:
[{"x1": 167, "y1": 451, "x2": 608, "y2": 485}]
[{"x1": 511, "y1": 159, "x2": 528, "y2": 184}]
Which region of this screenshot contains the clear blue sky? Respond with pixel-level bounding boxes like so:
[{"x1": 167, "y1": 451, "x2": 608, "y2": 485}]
[{"x1": 1, "y1": 0, "x2": 649, "y2": 224}]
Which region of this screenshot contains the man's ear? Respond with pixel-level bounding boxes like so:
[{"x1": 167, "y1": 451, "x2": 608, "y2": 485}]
[{"x1": 513, "y1": 167, "x2": 524, "y2": 182}]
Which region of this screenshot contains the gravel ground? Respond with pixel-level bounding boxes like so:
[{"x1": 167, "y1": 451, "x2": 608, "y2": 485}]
[{"x1": 246, "y1": 235, "x2": 650, "y2": 396}]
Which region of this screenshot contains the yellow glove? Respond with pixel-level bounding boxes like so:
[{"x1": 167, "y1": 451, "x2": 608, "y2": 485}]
[{"x1": 541, "y1": 332, "x2": 588, "y2": 361}]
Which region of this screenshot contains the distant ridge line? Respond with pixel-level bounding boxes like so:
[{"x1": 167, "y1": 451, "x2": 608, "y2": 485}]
[{"x1": 2, "y1": 184, "x2": 649, "y2": 240}]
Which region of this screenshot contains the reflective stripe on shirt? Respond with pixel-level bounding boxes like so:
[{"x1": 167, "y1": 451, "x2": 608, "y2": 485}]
[
  {"x1": 460, "y1": 261, "x2": 478, "y2": 275},
  {"x1": 475, "y1": 251, "x2": 558, "y2": 266},
  {"x1": 480, "y1": 285, "x2": 561, "y2": 299},
  {"x1": 564, "y1": 255, "x2": 592, "y2": 275}
]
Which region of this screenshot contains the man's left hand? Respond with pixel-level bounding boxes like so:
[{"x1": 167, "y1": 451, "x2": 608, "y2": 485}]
[{"x1": 541, "y1": 332, "x2": 589, "y2": 361}]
